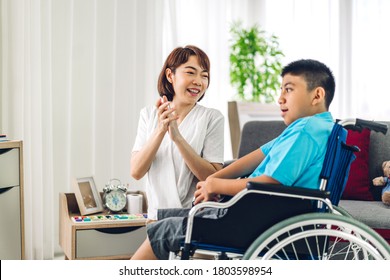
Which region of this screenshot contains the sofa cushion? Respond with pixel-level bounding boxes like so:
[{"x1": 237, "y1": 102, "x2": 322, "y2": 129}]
[
  {"x1": 342, "y1": 128, "x2": 374, "y2": 201},
  {"x1": 339, "y1": 200, "x2": 390, "y2": 230},
  {"x1": 238, "y1": 121, "x2": 286, "y2": 158}
]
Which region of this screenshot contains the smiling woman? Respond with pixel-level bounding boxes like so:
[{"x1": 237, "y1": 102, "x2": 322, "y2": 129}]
[
  {"x1": 130, "y1": 45, "x2": 224, "y2": 221},
  {"x1": 164, "y1": 56, "x2": 209, "y2": 107},
  {"x1": 158, "y1": 46, "x2": 211, "y2": 103}
]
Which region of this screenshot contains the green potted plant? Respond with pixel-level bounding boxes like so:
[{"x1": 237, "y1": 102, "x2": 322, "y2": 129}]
[
  {"x1": 228, "y1": 21, "x2": 284, "y2": 157},
  {"x1": 229, "y1": 20, "x2": 284, "y2": 103}
]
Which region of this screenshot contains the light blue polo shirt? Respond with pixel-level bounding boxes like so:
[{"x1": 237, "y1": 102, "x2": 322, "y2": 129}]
[{"x1": 249, "y1": 112, "x2": 334, "y2": 190}]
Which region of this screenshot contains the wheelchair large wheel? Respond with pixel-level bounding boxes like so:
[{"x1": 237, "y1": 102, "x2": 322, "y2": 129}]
[
  {"x1": 243, "y1": 213, "x2": 390, "y2": 260},
  {"x1": 332, "y1": 205, "x2": 353, "y2": 218}
]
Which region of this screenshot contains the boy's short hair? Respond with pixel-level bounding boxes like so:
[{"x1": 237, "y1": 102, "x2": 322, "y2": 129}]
[{"x1": 281, "y1": 59, "x2": 335, "y2": 110}]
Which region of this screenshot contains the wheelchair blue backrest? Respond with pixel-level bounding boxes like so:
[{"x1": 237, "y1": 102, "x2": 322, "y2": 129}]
[{"x1": 320, "y1": 123, "x2": 358, "y2": 206}]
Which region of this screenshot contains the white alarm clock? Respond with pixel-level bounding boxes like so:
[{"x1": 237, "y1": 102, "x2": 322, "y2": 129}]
[{"x1": 102, "y1": 179, "x2": 127, "y2": 212}]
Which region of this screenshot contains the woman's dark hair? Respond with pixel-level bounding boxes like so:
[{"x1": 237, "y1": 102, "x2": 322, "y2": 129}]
[{"x1": 157, "y1": 45, "x2": 210, "y2": 102}]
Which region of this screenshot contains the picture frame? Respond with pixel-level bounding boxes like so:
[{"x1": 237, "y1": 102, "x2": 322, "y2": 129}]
[{"x1": 72, "y1": 176, "x2": 103, "y2": 215}]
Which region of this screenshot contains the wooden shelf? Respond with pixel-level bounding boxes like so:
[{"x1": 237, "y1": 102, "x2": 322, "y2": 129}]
[{"x1": 0, "y1": 140, "x2": 24, "y2": 260}]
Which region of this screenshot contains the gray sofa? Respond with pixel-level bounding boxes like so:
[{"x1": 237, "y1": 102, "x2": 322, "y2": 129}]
[{"x1": 237, "y1": 120, "x2": 390, "y2": 242}]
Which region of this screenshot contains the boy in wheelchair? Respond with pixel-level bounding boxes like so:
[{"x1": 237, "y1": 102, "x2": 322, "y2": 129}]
[{"x1": 131, "y1": 59, "x2": 336, "y2": 260}]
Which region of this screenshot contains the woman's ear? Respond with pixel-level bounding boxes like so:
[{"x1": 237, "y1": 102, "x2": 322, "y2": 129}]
[{"x1": 165, "y1": 68, "x2": 173, "y2": 83}]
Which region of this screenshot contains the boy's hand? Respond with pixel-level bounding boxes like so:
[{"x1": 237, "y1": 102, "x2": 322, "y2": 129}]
[
  {"x1": 373, "y1": 176, "x2": 385, "y2": 186},
  {"x1": 194, "y1": 180, "x2": 216, "y2": 205}
]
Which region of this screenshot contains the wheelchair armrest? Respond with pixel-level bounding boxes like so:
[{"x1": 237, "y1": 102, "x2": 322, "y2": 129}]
[
  {"x1": 183, "y1": 182, "x2": 333, "y2": 249},
  {"x1": 187, "y1": 182, "x2": 331, "y2": 224},
  {"x1": 184, "y1": 188, "x2": 253, "y2": 245},
  {"x1": 246, "y1": 181, "x2": 331, "y2": 200}
]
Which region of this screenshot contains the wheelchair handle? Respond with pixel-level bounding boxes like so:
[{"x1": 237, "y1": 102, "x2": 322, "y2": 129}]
[{"x1": 337, "y1": 118, "x2": 388, "y2": 134}]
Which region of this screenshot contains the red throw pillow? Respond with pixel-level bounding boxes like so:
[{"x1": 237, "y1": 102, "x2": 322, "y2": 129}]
[{"x1": 341, "y1": 128, "x2": 373, "y2": 200}]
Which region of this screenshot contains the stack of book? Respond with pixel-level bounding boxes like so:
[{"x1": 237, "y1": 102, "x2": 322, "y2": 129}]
[{"x1": 0, "y1": 134, "x2": 8, "y2": 142}]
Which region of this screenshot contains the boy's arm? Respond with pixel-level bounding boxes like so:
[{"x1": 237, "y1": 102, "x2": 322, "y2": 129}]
[
  {"x1": 194, "y1": 174, "x2": 279, "y2": 205},
  {"x1": 194, "y1": 149, "x2": 280, "y2": 204},
  {"x1": 209, "y1": 149, "x2": 266, "y2": 180}
]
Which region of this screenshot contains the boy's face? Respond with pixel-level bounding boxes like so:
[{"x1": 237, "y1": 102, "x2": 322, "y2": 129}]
[{"x1": 278, "y1": 74, "x2": 318, "y2": 126}]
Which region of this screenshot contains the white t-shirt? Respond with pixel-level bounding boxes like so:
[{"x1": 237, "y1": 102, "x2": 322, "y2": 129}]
[{"x1": 132, "y1": 103, "x2": 224, "y2": 219}]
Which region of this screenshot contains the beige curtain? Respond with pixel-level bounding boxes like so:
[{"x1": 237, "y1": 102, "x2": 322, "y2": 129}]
[{"x1": 1, "y1": 0, "x2": 163, "y2": 259}]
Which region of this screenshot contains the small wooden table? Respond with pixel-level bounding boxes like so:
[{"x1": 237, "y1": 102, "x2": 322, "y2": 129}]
[{"x1": 59, "y1": 192, "x2": 147, "y2": 260}]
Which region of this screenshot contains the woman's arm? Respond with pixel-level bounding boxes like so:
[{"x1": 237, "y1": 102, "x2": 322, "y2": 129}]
[
  {"x1": 172, "y1": 135, "x2": 223, "y2": 181},
  {"x1": 130, "y1": 99, "x2": 177, "y2": 180},
  {"x1": 130, "y1": 129, "x2": 165, "y2": 180},
  {"x1": 168, "y1": 109, "x2": 224, "y2": 181}
]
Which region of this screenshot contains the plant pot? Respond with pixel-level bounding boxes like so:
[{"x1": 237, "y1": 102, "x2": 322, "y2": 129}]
[{"x1": 228, "y1": 101, "x2": 281, "y2": 158}]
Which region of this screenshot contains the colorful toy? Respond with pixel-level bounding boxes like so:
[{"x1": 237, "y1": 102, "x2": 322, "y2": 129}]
[{"x1": 372, "y1": 160, "x2": 390, "y2": 205}]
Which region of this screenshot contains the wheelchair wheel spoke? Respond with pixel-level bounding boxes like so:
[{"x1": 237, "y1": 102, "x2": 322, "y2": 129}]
[{"x1": 243, "y1": 213, "x2": 390, "y2": 260}]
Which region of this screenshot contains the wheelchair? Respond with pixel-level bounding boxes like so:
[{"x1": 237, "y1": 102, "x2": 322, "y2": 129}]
[{"x1": 169, "y1": 119, "x2": 390, "y2": 260}]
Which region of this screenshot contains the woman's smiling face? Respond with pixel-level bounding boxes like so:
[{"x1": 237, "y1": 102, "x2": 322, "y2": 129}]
[{"x1": 166, "y1": 55, "x2": 209, "y2": 105}]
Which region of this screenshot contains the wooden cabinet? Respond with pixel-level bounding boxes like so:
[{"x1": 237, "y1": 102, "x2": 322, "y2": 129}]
[
  {"x1": 59, "y1": 192, "x2": 147, "y2": 260},
  {"x1": 0, "y1": 140, "x2": 25, "y2": 259}
]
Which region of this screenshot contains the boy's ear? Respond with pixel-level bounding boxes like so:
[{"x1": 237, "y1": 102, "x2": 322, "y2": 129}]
[{"x1": 311, "y1": 87, "x2": 326, "y2": 106}]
